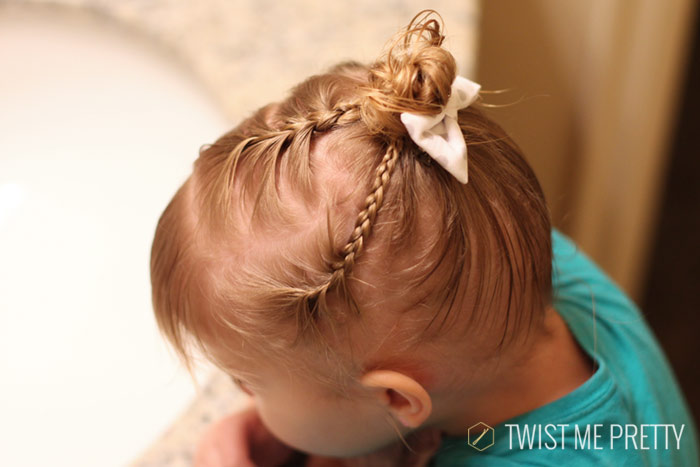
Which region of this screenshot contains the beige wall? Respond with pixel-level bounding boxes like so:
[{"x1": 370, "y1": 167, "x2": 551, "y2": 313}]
[{"x1": 477, "y1": 0, "x2": 697, "y2": 299}]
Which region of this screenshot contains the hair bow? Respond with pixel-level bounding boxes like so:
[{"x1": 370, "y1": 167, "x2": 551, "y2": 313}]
[{"x1": 400, "y1": 76, "x2": 481, "y2": 184}]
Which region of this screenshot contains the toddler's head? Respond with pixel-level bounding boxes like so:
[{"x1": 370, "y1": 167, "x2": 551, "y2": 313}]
[{"x1": 150, "y1": 11, "x2": 552, "y2": 458}]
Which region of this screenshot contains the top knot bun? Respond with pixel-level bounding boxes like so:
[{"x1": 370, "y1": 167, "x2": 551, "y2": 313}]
[{"x1": 361, "y1": 10, "x2": 457, "y2": 139}]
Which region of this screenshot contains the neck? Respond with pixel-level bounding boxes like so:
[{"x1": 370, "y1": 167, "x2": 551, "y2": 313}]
[{"x1": 435, "y1": 306, "x2": 595, "y2": 436}]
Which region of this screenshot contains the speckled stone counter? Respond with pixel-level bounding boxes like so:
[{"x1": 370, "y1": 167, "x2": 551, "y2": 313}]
[
  {"x1": 2, "y1": 1, "x2": 478, "y2": 464},
  {"x1": 131, "y1": 369, "x2": 245, "y2": 466},
  {"x1": 4, "y1": 0, "x2": 478, "y2": 122}
]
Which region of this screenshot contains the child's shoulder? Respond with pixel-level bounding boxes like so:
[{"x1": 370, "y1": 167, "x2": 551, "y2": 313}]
[
  {"x1": 431, "y1": 228, "x2": 699, "y2": 466},
  {"x1": 550, "y1": 228, "x2": 635, "y2": 309},
  {"x1": 551, "y1": 227, "x2": 697, "y2": 459}
]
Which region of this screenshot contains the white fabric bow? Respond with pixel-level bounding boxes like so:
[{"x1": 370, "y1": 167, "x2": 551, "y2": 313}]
[{"x1": 400, "y1": 76, "x2": 481, "y2": 184}]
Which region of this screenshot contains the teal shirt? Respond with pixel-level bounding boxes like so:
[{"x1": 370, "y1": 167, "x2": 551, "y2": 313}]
[{"x1": 432, "y1": 229, "x2": 699, "y2": 466}]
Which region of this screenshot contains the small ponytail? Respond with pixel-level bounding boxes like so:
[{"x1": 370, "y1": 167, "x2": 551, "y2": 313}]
[{"x1": 361, "y1": 10, "x2": 457, "y2": 140}]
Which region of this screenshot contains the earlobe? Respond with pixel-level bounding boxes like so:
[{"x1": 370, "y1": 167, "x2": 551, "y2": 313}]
[{"x1": 360, "y1": 369, "x2": 433, "y2": 428}]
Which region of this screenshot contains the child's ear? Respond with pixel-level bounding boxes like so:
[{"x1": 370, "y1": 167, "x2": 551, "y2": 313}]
[{"x1": 360, "y1": 370, "x2": 432, "y2": 428}]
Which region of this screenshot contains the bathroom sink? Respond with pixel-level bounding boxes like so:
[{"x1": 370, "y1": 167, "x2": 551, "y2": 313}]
[{"x1": 0, "y1": 7, "x2": 228, "y2": 466}]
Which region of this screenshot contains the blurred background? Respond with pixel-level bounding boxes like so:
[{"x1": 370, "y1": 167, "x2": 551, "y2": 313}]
[
  {"x1": 0, "y1": 0, "x2": 697, "y2": 466},
  {"x1": 477, "y1": 0, "x2": 700, "y2": 446}
]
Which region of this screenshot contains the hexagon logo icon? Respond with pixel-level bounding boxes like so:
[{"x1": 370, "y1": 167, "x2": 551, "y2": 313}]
[{"x1": 467, "y1": 422, "x2": 494, "y2": 451}]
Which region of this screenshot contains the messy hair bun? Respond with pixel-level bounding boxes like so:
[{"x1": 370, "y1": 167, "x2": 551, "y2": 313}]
[{"x1": 361, "y1": 10, "x2": 457, "y2": 139}]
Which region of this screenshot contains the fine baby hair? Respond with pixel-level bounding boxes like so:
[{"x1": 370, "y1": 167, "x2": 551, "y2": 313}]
[{"x1": 151, "y1": 8, "x2": 551, "y2": 417}]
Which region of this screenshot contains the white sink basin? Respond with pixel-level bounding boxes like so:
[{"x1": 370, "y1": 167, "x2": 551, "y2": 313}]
[{"x1": 0, "y1": 7, "x2": 228, "y2": 466}]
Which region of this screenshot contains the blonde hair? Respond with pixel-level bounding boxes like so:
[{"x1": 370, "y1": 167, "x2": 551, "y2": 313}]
[{"x1": 150, "y1": 11, "x2": 552, "y2": 392}]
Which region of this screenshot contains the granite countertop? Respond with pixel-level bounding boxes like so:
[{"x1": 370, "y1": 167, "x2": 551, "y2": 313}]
[{"x1": 6, "y1": 0, "x2": 478, "y2": 122}]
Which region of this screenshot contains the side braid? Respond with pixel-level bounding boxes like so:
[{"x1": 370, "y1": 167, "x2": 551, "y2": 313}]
[
  {"x1": 285, "y1": 104, "x2": 361, "y2": 133},
  {"x1": 238, "y1": 103, "x2": 399, "y2": 322},
  {"x1": 299, "y1": 141, "x2": 401, "y2": 321},
  {"x1": 240, "y1": 106, "x2": 361, "y2": 219},
  {"x1": 333, "y1": 142, "x2": 400, "y2": 275}
]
